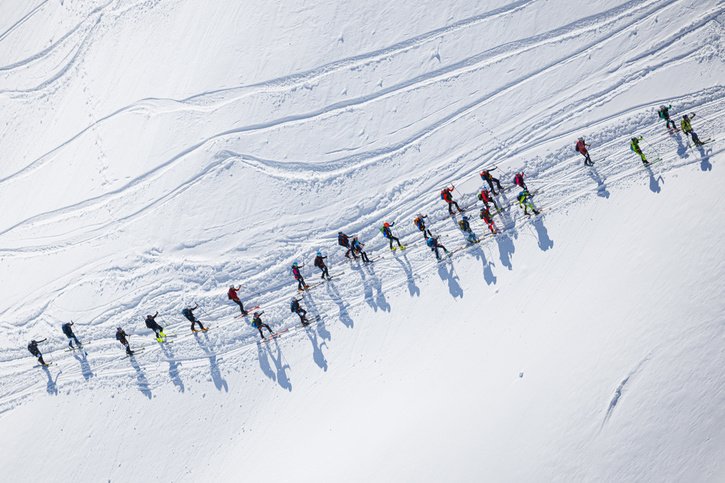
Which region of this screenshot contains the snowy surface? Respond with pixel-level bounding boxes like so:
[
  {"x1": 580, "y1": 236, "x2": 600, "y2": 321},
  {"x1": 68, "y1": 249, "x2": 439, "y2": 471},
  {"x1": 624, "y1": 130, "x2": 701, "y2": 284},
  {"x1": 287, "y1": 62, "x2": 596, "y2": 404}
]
[{"x1": 0, "y1": 0, "x2": 723, "y2": 481}]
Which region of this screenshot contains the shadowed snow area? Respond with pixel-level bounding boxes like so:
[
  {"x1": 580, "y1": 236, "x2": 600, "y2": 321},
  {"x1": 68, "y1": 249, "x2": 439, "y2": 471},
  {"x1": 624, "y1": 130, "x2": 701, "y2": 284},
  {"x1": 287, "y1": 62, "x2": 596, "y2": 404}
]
[{"x1": 0, "y1": 0, "x2": 723, "y2": 481}]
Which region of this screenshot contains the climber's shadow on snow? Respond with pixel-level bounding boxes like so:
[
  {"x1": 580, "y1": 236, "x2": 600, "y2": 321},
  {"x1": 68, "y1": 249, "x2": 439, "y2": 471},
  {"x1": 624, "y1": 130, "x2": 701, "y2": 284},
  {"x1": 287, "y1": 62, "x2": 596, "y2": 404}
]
[
  {"x1": 697, "y1": 144, "x2": 712, "y2": 171},
  {"x1": 361, "y1": 262, "x2": 390, "y2": 312},
  {"x1": 326, "y1": 281, "x2": 354, "y2": 328},
  {"x1": 645, "y1": 165, "x2": 663, "y2": 193},
  {"x1": 587, "y1": 166, "x2": 610, "y2": 198},
  {"x1": 395, "y1": 252, "x2": 420, "y2": 297},
  {"x1": 194, "y1": 332, "x2": 227, "y2": 392},
  {"x1": 304, "y1": 291, "x2": 331, "y2": 341},
  {"x1": 437, "y1": 259, "x2": 463, "y2": 298},
  {"x1": 471, "y1": 243, "x2": 496, "y2": 285},
  {"x1": 73, "y1": 351, "x2": 94, "y2": 381},
  {"x1": 42, "y1": 365, "x2": 59, "y2": 395},
  {"x1": 258, "y1": 339, "x2": 291, "y2": 391},
  {"x1": 160, "y1": 342, "x2": 184, "y2": 393},
  {"x1": 305, "y1": 325, "x2": 328, "y2": 372},
  {"x1": 496, "y1": 232, "x2": 516, "y2": 270},
  {"x1": 129, "y1": 356, "x2": 152, "y2": 399},
  {"x1": 674, "y1": 133, "x2": 688, "y2": 158},
  {"x1": 531, "y1": 217, "x2": 553, "y2": 251}
]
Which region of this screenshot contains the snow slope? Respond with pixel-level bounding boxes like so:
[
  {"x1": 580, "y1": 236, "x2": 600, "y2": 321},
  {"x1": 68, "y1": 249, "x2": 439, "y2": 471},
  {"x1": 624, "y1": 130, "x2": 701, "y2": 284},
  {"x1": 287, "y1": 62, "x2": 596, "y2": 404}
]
[{"x1": 0, "y1": 0, "x2": 723, "y2": 481}]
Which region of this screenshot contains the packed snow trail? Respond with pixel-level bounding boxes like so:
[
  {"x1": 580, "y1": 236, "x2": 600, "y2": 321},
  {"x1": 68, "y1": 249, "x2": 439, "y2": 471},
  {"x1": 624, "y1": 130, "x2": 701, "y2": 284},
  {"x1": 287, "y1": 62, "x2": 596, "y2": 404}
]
[{"x1": 0, "y1": 0, "x2": 723, "y2": 481}]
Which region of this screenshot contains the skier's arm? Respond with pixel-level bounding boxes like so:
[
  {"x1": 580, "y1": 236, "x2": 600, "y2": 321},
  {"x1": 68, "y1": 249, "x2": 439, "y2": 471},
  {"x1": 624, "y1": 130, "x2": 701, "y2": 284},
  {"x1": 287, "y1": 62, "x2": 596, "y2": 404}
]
[
  {"x1": 154, "y1": 311, "x2": 158, "y2": 318},
  {"x1": 193, "y1": 303, "x2": 199, "y2": 310},
  {"x1": 39, "y1": 338, "x2": 47, "y2": 343}
]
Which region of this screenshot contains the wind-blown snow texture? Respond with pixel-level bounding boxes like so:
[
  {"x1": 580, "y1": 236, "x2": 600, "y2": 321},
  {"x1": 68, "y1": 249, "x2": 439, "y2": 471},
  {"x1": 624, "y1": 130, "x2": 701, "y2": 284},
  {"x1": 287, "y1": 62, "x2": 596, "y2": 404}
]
[{"x1": 0, "y1": 1, "x2": 723, "y2": 481}]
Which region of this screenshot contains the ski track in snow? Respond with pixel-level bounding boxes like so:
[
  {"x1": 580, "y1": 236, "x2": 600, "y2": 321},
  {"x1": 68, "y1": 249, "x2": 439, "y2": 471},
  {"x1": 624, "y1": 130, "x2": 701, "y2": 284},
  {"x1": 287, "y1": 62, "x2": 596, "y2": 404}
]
[{"x1": 0, "y1": 0, "x2": 723, "y2": 414}]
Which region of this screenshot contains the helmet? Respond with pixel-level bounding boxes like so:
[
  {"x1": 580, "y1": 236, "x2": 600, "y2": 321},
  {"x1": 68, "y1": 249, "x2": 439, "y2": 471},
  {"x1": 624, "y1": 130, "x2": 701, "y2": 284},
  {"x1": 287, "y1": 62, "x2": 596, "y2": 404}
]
[
  {"x1": 31, "y1": 339, "x2": 37, "y2": 343},
  {"x1": 290, "y1": 297, "x2": 296, "y2": 303},
  {"x1": 116, "y1": 327, "x2": 122, "y2": 331},
  {"x1": 253, "y1": 312, "x2": 260, "y2": 317},
  {"x1": 631, "y1": 137, "x2": 638, "y2": 143},
  {"x1": 292, "y1": 261, "x2": 298, "y2": 267},
  {"x1": 316, "y1": 250, "x2": 322, "y2": 257},
  {"x1": 578, "y1": 137, "x2": 584, "y2": 141},
  {"x1": 146, "y1": 314, "x2": 153, "y2": 319},
  {"x1": 462, "y1": 214, "x2": 469, "y2": 221},
  {"x1": 229, "y1": 285, "x2": 234, "y2": 290},
  {"x1": 384, "y1": 222, "x2": 390, "y2": 228}
]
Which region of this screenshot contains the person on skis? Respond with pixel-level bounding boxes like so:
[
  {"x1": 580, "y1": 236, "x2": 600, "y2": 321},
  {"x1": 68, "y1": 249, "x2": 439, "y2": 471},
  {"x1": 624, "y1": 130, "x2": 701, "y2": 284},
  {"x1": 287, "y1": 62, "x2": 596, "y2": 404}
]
[
  {"x1": 479, "y1": 206, "x2": 498, "y2": 234},
  {"x1": 314, "y1": 251, "x2": 331, "y2": 280},
  {"x1": 27, "y1": 339, "x2": 48, "y2": 366},
  {"x1": 413, "y1": 214, "x2": 433, "y2": 239},
  {"x1": 440, "y1": 186, "x2": 463, "y2": 215},
  {"x1": 458, "y1": 215, "x2": 479, "y2": 243},
  {"x1": 144, "y1": 312, "x2": 166, "y2": 342},
  {"x1": 630, "y1": 136, "x2": 649, "y2": 166},
  {"x1": 227, "y1": 285, "x2": 247, "y2": 316},
  {"x1": 182, "y1": 304, "x2": 206, "y2": 332},
  {"x1": 480, "y1": 168, "x2": 503, "y2": 195},
  {"x1": 291, "y1": 261, "x2": 308, "y2": 291},
  {"x1": 337, "y1": 232, "x2": 357, "y2": 259},
  {"x1": 426, "y1": 236, "x2": 450, "y2": 260},
  {"x1": 681, "y1": 114, "x2": 704, "y2": 146},
  {"x1": 290, "y1": 298, "x2": 310, "y2": 326},
  {"x1": 61, "y1": 321, "x2": 82, "y2": 350},
  {"x1": 477, "y1": 188, "x2": 500, "y2": 212},
  {"x1": 351, "y1": 236, "x2": 371, "y2": 263},
  {"x1": 513, "y1": 171, "x2": 528, "y2": 191},
  {"x1": 381, "y1": 222, "x2": 405, "y2": 251},
  {"x1": 115, "y1": 327, "x2": 134, "y2": 356},
  {"x1": 657, "y1": 105, "x2": 677, "y2": 131},
  {"x1": 575, "y1": 137, "x2": 593, "y2": 166},
  {"x1": 517, "y1": 189, "x2": 540, "y2": 216},
  {"x1": 251, "y1": 311, "x2": 275, "y2": 339}
]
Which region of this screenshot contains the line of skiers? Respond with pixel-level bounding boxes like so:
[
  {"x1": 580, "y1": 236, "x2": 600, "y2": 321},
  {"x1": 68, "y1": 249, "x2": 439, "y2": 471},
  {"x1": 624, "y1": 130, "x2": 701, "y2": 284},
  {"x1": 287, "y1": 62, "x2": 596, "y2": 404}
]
[{"x1": 28, "y1": 104, "x2": 709, "y2": 364}]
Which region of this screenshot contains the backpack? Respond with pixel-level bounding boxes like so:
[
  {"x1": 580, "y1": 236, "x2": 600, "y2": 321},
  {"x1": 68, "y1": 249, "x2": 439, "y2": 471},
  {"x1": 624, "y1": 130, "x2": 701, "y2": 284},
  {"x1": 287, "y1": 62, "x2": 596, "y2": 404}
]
[
  {"x1": 440, "y1": 191, "x2": 446, "y2": 200},
  {"x1": 338, "y1": 233, "x2": 348, "y2": 247},
  {"x1": 290, "y1": 300, "x2": 298, "y2": 312},
  {"x1": 426, "y1": 238, "x2": 435, "y2": 248}
]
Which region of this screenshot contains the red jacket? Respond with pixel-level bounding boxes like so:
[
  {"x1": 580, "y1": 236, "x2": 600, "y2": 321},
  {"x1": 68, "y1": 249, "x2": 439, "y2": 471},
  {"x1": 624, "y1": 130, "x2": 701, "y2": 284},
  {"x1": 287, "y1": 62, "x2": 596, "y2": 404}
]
[
  {"x1": 576, "y1": 140, "x2": 588, "y2": 154},
  {"x1": 441, "y1": 188, "x2": 453, "y2": 203},
  {"x1": 228, "y1": 287, "x2": 239, "y2": 301}
]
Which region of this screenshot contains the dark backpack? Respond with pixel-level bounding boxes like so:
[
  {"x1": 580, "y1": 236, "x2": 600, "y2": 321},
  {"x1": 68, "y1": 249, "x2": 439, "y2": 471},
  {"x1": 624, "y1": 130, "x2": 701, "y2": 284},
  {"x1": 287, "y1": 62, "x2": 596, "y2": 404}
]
[{"x1": 338, "y1": 234, "x2": 349, "y2": 247}]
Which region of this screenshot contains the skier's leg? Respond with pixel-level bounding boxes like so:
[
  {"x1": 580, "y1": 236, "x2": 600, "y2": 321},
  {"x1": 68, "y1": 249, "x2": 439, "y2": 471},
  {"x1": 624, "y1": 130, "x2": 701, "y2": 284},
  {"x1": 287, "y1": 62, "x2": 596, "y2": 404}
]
[
  {"x1": 38, "y1": 354, "x2": 46, "y2": 365},
  {"x1": 393, "y1": 236, "x2": 402, "y2": 248},
  {"x1": 447, "y1": 202, "x2": 454, "y2": 215},
  {"x1": 434, "y1": 247, "x2": 441, "y2": 260},
  {"x1": 264, "y1": 324, "x2": 274, "y2": 335},
  {"x1": 692, "y1": 131, "x2": 702, "y2": 145},
  {"x1": 389, "y1": 238, "x2": 394, "y2": 250},
  {"x1": 453, "y1": 201, "x2": 462, "y2": 213},
  {"x1": 494, "y1": 178, "x2": 502, "y2": 192},
  {"x1": 257, "y1": 327, "x2": 265, "y2": 338},
  {"x1": 362, "y1": 252, "x2": 370, "y2": 263},
  {"x1": 68, "y1": 338, "x2": 74, "y2": 349}
]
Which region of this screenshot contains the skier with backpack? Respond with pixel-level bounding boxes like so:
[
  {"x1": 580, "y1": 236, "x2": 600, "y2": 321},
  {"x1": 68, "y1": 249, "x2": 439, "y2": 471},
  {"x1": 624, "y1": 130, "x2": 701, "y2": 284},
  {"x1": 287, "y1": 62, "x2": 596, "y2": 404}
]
[
  {"x1": 458, "y1": 215, "x2": 479, "y2": 243},
  {"x1": 440, "y1": 186, "x2": 463, "y2": 215},
  {"x1": 144, "y1": 312, "x2": 166, "y2": 342},
  {"x1": 292, "y1": 261, "x2": 308, "y2": 291},
  {"x1": 630, "y1": 136, "x2": 649, "y2": 165},
  {"x1": 381, "y1": 222, "x2": 405, "y2": 251},
  {"x1": 657, "y1": 105, "x2": 677, "y2": 131},
  {"x1": 251, "y1": 311, "x2": 275, "y2": 339},
  {"x1": 413, "y1": 214, "x2": 433, "y2": 239},
  {"x1": 351, "y1": 236, "x2": 371, "y2": 263},
  {"x1": 477, "y1": 188, "x2": 500, "y2": 212},
  {"x1": 290, "y1": 298, "x2": 310, "y2": 326},
  {"x1": 314, "y1": 251, "x2": 331, "y2": 280},
  {"x1": 681, "y1": 114, "x2": 704, "y2": 146},
  {"x1": 61, "y1": 321, "x2": 82, "y2": 350},
  {"x1": 426, "y1": 236, "x2": 450, "y2": 260},
  {"x1": 575, "y1": 137, "x2": 593, "y2": 166},
  {"x1": 517, "y1": 190, "x2": 540, "y2": 216},
  {"x1": 479, "y1": 207, "x2": 498, "y2": 234},
  {"x1": 27, "y1": 339, "x2": 48, "y2": 366},
  {"x1": 480, "y1": 168, "x2": 503, "y2": 195},
  {"x1": 227, "y1": 285, "x2": 247, "y2": 316},
  {"x1": 514, "y1": 172, "x2": 528, "y2": 191},
  {"x1": 337, "y1": 232, "x2": 357, "y2": 259},
  {"x1": 115, "y1": 327, "x2": 134, "y2": 356},
  {"x1": 182, "y1": 304, "x2": 206, "y2": 332}
]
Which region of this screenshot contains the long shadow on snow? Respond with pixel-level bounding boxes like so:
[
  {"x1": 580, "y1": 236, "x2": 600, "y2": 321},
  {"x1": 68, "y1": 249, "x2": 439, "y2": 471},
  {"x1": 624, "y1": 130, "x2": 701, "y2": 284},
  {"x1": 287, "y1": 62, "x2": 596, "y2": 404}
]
[
  {"x1": 587, "y1": 166, "x2": 610, "y2": 198},
  {"x1": 645, "y1": 164, "x2": 663, "y2": 193},
  {"x1": 437, "y1": 259, "x2": 463, "y2": 299},
  {"x1": 265, "y1": 338, "x2": 291, "y2": 391},
  {"x1": 496, "y1": 232, "x2": 516, "y2": 270},
  {"x1": 159, "y1": 342, "x2": 184, "y2": 393},
  {"x1": 303, "y1": 290, "x2": 331, "y2": 341},
  {"x1": 697, "y1": 144, "x2": 712, "y2": 171},
  {"x1": 305, "y1": 325, "x2": 328, "y2": 372},
  {"x1": 353, "y1": 261, "x2": 390, "y2": 312},
  {"x1": 530, "y1": 216, "x2": 554, "y2": 251},
  {"x1": 42, "y1": 366, "x2": 60, "y2": 395},
  {"x1": 326, "y1": 280, "x2": 354, "y2": 328},
  {"x1": 674, "y1": 132, "x2": 688, "y2": 159},
  {"x1": 72, "y1": 351, "x2": 94, "y2": 381},
  {"x1": 194, "y1": 332, "x2": 228, "y2": 392},
  {"x1": 395, "y1": 252, "x2": 420, "y2": 297},
  {"x1": 129, "y1": 356, "x2": 152, "y2": 399},
  {"x1": 470, "y1": 243, "x2": 497, "y2": 285}
]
